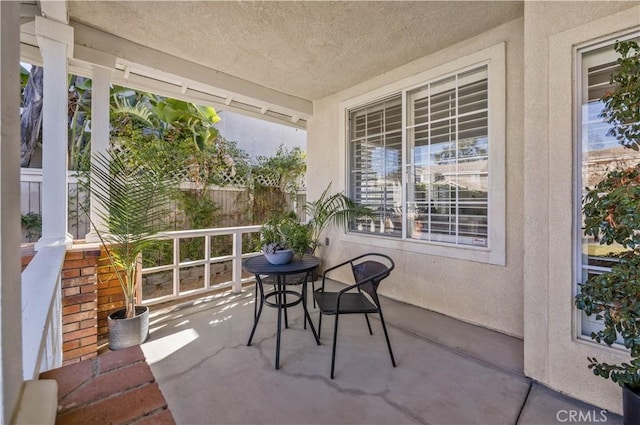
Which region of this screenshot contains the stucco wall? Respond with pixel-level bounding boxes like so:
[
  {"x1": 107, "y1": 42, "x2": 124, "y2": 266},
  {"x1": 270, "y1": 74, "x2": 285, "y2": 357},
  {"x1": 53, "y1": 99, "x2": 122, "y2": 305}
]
[
  {"x1": 523, "y1": 1, "x2": 639, "y2": 414},
  {"x1": 307, "y1": 19, "x2": 525, "y2": 338}
]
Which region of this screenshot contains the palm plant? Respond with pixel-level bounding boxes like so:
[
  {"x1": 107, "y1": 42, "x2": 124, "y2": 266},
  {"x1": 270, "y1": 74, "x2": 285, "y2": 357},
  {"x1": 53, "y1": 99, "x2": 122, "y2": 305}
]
[
  {"x1": 305, "y1": 183, "x2": 373, "y2": 252},
  {"x1": 86, "y1": 147, "x2": 179, "y2": 318}
]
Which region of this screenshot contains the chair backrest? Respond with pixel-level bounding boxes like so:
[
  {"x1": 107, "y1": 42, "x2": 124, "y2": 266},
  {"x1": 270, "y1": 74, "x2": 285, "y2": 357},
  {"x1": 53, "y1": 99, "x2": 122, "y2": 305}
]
[{"x1": 350, "y1": 255, "x2": 393, "y2": 303}]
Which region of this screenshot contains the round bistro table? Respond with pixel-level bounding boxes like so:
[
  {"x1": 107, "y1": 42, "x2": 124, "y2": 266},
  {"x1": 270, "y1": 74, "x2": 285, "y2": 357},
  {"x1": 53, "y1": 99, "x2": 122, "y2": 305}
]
[{"x1": 243, "y1": 254, "x2": 320, "y2": 369}]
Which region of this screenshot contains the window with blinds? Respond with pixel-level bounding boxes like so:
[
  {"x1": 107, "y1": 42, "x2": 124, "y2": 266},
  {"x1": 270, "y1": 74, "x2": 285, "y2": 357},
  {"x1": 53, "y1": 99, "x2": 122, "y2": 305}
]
[
  {"x1": 407, "y1": 65, "x2": 489, "y2": 247},
  {"x1": 345, "y1": 44, "x2": 505, "y2": 263},
  {"x1": 349, "y1": 95, "x2": 403, "y2": 237},
  {"x1": 577, "y1": 40, "x2": 639, "y2": 339}
]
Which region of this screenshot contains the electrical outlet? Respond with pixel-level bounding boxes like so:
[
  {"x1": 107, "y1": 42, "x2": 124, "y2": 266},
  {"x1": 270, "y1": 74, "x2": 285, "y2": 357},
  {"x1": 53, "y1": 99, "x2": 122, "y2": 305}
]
[{"x1": 325, "y1": 237, "x2": 330, "y2": 246}]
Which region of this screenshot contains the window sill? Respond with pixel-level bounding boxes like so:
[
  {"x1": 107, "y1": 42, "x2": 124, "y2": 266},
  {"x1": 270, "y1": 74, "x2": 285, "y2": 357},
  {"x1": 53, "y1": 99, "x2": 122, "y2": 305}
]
[{"x1": 343, "y1": 231, "x2": 506, "y2": 266}]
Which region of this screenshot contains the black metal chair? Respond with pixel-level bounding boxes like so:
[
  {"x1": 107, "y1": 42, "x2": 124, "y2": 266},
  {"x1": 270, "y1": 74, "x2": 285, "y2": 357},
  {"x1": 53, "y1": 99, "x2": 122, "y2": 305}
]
[{"x1": 313, "y1": 253, "x2": 396, "y2": 379}]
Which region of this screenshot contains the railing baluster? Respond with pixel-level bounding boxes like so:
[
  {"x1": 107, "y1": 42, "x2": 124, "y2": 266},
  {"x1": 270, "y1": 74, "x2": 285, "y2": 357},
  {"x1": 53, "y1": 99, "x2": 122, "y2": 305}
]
[
  {"x1": 173, "y1": 237, "x2": 180, "y2": 296},
  {"x1": 232, "y1": 231, "x2": 243, "y2": 293},
  {"x1": 204, "y1": 234, "x2": 211, "y2": 289}
]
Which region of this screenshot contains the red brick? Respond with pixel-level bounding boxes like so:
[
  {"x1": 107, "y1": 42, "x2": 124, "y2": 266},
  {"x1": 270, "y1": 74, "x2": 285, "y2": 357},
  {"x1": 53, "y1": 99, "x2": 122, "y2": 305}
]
[
  {"x1": 62, "y1": 268, "x2": 81, "y2": 279},
  {"x1": 57, "y1": 383, "x2": 167, "y2": 425},
  {"x1": 100, "y1": 286, "x2": 124, "y2": 296},
  {"x1": 65, "y1": 251, "x2": 85, "y2": 260},
  {"x1": 64, "y1": 259, "x2": 98, "y2": 269},
  {"x1": 63, "y1": 292, "x2": 96, "y2": 306},
  {"x1": 61, "y1": 357, "x2": 80, "y2": 367},
  {"x1": 64, "y1": 344, "x2": 97, "y2": 360},
  {"x1": 81, "y1": 283, "x2": 98, "y2": 293},
  {"x1": 134, "y1": 408, "x2": 176, "y2": 425},
  {"x1": 81, "y1": 266, "x2": 96, "y2": 276},
  {"x1": 62, "y1": 276, "x2": 94, "y2": 288},
  {"x1": 80, "y1": 335, "x2": 98, "y2": 346},
  {"x1": 80, "y1": 301, "x2": 97, "y2": 311},
  {"x1": 62, "y1": 322, "x2": 80, "y2": 333},
  {"x1": 40, "y1": 357, "x2": 94, "y2": 398},
  {"x1": 59, "y1": 361, "x2": 154, "y2": 412},
  {"x1": 63, "y1": 327, "x2": 96, "y2": 342},
  {"x1": 63, "y1": 311, "x2": 95, "y2": 324},
  {"x1": 80, "y1": 319, "x2": 97, "y2": 329},
  {"x1": 80, "y1": 352, "x2": 97, "y2": 362},
  {"x1": 98, "y1": 300, "x2": 124, "y2": 312},
  {"x1": 63, "y1": 287, "x2": 80, "y2": 297},
  {"x1": 98, "y1": 346, "x2": 145, "y2": 373},
  {"x1": 63, "y1": 340, "x2": 80, "y2": 351},
  {"x1": 62, "y1": 305, "x2": 81, "y2": 315}
]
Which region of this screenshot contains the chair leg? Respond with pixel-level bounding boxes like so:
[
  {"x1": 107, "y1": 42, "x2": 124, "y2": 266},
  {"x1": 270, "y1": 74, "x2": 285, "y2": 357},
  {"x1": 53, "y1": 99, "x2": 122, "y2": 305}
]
[
  {"x1": 317, "y1": 310, "x2": 323, "y2": 339},
  {"x1": 378, "y1": 310, "x2": 396, "y2": 367},
  {"x1": 364, "y1": 313, "x2": 373, "y2": 335},
  {"x1": 330, "y1": 314, "x2": 339, "y2": 379},
  {"x1": 312, "y1": 280, "x2": 316, "y2": 308}
]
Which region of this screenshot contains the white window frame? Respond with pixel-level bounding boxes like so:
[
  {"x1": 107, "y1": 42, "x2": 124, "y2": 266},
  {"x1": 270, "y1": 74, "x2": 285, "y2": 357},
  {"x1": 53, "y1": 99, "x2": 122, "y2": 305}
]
[{"x1": 340, "y1": 43, "x2": 506, "y2": 266}]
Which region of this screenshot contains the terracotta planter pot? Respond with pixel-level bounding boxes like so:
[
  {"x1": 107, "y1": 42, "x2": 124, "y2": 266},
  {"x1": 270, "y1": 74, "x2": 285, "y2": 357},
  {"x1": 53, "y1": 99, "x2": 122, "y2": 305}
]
[
  {"x1": 108, "y1": 306, "x2": 149, "y2": 350},
  {"x1": 623, "y1": 385, "x2": 640, "y2": 425}
]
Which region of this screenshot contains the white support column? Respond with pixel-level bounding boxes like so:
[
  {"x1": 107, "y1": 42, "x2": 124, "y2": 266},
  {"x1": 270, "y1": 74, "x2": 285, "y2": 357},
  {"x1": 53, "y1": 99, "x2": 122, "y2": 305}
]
[
  {"x1": 35, "y1": 16, "x2": 74, "y2": 250},
  {"x1": 84, "y1": 65, "x2": 112, "y2": 242},
  {"x1": 1, "y1": 2, "x2": 24, "y2": 422}
]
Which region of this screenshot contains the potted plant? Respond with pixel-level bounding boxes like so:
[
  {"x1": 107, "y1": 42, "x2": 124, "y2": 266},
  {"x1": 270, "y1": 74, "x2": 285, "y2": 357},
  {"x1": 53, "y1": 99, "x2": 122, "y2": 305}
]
[
  {"x1": 259, "y1": 213, "x2": 312, "y2": 264},
  {"x1": 575, "y1": 40, "x2": 640, "y2": 423},
  {"x1": 304, "y1": 182, "x2": 374, "y2": 253},
  {"x1": 84, "y1": 146, "x2": 179, "y2": 349}
]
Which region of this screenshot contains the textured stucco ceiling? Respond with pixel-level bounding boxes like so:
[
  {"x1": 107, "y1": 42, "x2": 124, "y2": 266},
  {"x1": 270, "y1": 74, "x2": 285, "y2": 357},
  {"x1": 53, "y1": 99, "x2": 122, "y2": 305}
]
[{"x1": 68, "y1": 1, "x2": 524, "y2": 101}]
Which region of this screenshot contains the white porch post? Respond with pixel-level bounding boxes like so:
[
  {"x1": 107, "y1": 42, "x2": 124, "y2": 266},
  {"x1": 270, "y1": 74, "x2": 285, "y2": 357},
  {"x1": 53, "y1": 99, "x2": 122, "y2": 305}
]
[
  {"x1": 85, "y1": 65, "x2": 112, "y2": 242},
  {"x1": 1, "y1": 2, "x2": 24, "y2": 422},
  {"x1": 34, "y1": 16, "x2": 73, "y2": 249}
]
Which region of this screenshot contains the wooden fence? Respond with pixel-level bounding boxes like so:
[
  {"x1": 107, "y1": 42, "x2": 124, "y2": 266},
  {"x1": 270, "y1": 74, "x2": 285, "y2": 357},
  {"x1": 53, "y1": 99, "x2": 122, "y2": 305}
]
[{"x1": 20, "y1": 168, "x2": 306, "y2": 243}]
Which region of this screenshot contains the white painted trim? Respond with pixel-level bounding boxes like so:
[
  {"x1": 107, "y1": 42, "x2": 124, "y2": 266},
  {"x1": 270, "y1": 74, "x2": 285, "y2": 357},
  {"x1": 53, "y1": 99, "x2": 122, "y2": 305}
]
[
  {"x1": 21, "y1": 246, "x2": 66, "y2": 380},
  {"x1": 34, "y1": 16, "x2": 73, "y2": 58},
  {"x1": 39, "y1": 0, "x2": 68, "y2": 24},
  {"x1": 340, "y1": 43, "x2": 506, "y2": 266}
]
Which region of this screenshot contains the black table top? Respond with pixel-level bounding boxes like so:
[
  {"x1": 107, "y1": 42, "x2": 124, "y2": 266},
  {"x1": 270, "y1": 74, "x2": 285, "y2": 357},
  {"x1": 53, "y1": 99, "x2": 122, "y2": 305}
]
[{"x1": 243, "y1": 254, "x2": 320, "y2": 275}]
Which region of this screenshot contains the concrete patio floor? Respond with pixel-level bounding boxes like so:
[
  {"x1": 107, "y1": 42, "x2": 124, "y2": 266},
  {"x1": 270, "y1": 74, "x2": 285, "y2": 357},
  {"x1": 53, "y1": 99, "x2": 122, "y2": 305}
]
[{"x1": 141, "y1": 281, "x2": 622, "y2": 425}]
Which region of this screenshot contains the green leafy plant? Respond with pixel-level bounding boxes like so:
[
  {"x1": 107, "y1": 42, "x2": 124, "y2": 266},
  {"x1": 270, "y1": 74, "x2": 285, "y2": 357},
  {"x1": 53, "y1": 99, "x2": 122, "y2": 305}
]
[
  {"x1": 258, "y1": 213, "x2": 312, "y2": 257},
  {"x1": 82, "y1": 147, "x2": 180, "y2": 318},
  {"x1": 305, "y1": 183, "x2": 374, "y2": 252},
  {"x1": 21, "y1": 212, "x2": 42, "y2": 242},
  {"x1": 600, "y1": 41, "x2": 640, "y2": 151},
  {"x1": 575, "y1": 39, "x2": 640, "y2": 392}
]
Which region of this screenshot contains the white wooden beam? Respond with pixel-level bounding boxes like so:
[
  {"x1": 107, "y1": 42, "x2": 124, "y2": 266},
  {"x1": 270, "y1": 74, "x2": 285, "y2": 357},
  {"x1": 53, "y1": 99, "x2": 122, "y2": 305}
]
[
  {"x1": 70, "y1": 20, "x2": 313, "y2": 117},
  {"x1": 38, "y1": 0, "x2": 67, "y2": 24},
  {"x1": 108, "y1": 70, "x2": 307, "y2": 130}
]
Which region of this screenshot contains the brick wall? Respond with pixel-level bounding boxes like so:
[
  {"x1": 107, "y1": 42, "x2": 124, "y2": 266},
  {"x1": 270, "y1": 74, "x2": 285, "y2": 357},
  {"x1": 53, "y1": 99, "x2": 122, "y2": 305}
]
[
  {"x1": 96, "y1": 248, "x2": 127, "y2": 342},
  {"x1": 61, "y1": 247, "x2": 100, "y2": 365}
]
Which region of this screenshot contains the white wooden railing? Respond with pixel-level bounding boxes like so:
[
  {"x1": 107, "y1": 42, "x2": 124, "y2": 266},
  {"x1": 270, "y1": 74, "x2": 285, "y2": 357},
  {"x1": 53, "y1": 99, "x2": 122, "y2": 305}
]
[
  {"x1": 140, "y1": 225, "x2": 262, "y2": 305},
  {"x1": 21, "y1": 245, "x2": 66, "y2": 380}
]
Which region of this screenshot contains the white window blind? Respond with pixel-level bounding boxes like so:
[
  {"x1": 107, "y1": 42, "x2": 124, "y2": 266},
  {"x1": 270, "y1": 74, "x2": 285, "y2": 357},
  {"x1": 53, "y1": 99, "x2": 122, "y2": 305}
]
[
  {"x1": 349, "y1": 95, "x2": 403, "y2": 237},
  {"x1": 407, "y1": 65, "x2": 489, "y2": 247}
]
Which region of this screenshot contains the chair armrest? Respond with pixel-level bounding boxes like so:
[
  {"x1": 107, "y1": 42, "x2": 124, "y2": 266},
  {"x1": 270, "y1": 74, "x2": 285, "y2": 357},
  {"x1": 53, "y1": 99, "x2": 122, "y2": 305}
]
[{"x1": 319, "y1": 258, "x2": 355, "y2": 292}]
